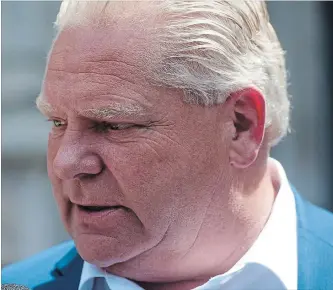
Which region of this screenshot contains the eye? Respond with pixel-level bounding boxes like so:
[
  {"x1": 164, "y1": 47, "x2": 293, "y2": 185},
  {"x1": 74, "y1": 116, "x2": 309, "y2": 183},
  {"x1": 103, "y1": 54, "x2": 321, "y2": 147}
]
[
  {"x1": 53, "y1": 120, "x2": 65, "y2": 127},
  {"x1": 92, "y1": 122, "x2": 134, "y2": 133}
]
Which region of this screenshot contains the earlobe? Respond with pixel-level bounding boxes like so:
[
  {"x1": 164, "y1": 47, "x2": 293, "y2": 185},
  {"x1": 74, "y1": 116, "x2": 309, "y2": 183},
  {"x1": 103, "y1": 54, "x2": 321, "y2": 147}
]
[{"x1": 229, "y1": 88, "x2": 265, "y2": 169}]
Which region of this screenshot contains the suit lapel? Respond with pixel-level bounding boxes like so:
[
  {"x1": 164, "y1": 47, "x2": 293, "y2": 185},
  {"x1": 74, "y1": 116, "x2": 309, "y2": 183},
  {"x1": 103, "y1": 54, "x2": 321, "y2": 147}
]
[{"x1": 34, "y1": 246, "x2": 84, "y2": 290}]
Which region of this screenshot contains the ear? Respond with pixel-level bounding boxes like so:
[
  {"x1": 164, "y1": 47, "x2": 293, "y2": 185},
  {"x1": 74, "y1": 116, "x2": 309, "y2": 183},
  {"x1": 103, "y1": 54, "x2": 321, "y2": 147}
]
[{"x1": 229, "y1": 88, "x2": 265, "y2": 169}]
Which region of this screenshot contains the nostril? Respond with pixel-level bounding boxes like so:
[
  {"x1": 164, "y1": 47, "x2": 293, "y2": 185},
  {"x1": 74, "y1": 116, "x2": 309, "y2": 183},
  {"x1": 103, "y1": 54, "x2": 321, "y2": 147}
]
[{"x1": 74, "y1": 164, "x2": 105, "y2": 180}]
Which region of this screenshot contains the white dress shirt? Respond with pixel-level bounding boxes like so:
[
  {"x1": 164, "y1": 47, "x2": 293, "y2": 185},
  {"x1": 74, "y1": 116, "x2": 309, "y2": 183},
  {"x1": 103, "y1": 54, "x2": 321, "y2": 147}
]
[{"x1": 79, "y1": 158, "x2": 298, "y2": 290}]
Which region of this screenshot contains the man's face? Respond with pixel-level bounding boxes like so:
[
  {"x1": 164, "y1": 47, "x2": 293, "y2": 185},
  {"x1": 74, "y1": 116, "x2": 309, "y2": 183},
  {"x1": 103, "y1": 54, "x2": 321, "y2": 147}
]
[{"x1": 42, "y1": 26, "x2": 232, "y2": 276}]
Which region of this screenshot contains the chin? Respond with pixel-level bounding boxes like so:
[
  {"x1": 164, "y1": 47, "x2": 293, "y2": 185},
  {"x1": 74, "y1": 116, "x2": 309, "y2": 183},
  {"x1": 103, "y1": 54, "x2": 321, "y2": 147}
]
[{"x1": 74, "y1": 233, "x2": 136, "y2": 267}]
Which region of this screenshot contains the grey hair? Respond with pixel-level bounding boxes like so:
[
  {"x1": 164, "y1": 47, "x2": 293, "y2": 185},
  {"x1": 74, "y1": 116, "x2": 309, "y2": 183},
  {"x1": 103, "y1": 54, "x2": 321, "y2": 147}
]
[{"x1": 55, "y1": 0, "x2": 290, "y2": 146}]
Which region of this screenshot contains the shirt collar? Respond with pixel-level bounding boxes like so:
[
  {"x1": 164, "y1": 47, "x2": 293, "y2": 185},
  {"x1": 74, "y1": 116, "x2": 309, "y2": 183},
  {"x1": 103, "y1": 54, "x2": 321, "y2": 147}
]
[
  {"x1": 79, "y1": 261, "x2": 144, "y2": 290},
  {"x1": 79, "y1": 158, "x2": 297, "y2": 290}
]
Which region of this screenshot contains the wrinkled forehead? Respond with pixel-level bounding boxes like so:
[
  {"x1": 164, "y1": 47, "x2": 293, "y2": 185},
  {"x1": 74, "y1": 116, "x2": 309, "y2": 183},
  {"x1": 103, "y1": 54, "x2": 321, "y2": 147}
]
[
  {"x1": 40, "y1": 21, "x2": 178, "y2": 116},
  {"x1": 47, "y1": 1, "x2": 169, "y2": 76},
  {"x1": 47, "y1": 24, "x2": 158, "y2": 74}
]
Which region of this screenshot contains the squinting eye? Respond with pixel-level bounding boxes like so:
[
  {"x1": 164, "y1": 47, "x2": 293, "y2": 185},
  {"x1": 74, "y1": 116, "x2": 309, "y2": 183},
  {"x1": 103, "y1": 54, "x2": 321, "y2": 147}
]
[
  {"x1": 93, "y1": 122, "x2": 133, "y2": 133},
  {"x1": 108, "y1": 123, "x2": 132, "y2": 130},
  {"x1": 92, "y1": 122, "x2": 141, "y2": 133},
  {"x1": 53, "y1": 120, "x2": 64, "y2": 127}
]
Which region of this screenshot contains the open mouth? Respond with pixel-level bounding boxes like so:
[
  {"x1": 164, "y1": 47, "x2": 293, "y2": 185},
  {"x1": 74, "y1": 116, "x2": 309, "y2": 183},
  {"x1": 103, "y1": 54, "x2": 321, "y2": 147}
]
[{"x1": 78, "y1": 205, "x2": 123, "y2": 212}]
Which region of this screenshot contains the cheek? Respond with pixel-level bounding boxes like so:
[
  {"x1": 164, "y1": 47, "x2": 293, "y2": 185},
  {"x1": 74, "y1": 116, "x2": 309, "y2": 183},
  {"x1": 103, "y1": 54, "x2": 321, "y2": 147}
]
[
  {"x1": 101, "y1": 141, "x2": 181, "y2": 224},
  {"x1": 102, "y1": 137, "x2": 213, "y2": 229}
]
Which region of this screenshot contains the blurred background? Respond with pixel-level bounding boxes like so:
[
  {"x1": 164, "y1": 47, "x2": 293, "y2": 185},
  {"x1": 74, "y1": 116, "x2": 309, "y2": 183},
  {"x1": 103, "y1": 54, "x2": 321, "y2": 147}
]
[{"x1": 2, "y1": 1, "x2": 333, "y2": 266}]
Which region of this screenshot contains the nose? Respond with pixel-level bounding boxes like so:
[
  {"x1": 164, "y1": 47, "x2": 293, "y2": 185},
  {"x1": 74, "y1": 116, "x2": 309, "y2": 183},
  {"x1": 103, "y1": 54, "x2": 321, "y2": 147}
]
[{"x1": 52, "y1": 140, "x2": 104, "y2": 181}]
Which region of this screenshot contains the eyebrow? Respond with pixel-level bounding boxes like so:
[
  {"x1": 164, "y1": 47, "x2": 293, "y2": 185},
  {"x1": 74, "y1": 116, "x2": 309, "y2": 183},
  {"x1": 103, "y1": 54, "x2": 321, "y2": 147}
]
[
  {"x1": 36, "y1": 95, "x2": 146, "y2": 119},
  {"x1": 82, "y1": 103, "x2": 146, "y2": 120}
]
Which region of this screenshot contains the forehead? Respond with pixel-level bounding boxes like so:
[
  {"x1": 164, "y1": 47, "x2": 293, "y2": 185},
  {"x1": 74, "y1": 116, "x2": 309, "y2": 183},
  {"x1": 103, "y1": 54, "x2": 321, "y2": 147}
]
[
  {"x1": 47, "y1": 24, "x2": 157, "y2": 86},
  {"x1": 43, "y1": 25, "x2": 160, "y2": 113},
  {"x1": 49, "y1": 24, "x2": 154, "y2": 70}
]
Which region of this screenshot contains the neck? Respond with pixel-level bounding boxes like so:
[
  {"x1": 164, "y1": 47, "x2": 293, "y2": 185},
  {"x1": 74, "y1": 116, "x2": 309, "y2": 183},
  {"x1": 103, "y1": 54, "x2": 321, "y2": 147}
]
[{"x1": 134, "y1": 160, "x2": 278, "y2": 290}]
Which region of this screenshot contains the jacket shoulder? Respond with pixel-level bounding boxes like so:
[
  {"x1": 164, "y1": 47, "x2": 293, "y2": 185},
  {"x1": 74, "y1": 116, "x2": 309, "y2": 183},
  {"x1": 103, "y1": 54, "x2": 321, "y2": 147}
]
[
  {"x1": 2, "y1": 240, "x2": 75, "y2": 288},
  {"x1": 295, "y1": 192, "x2": 333, "y2": 289},
  {"x1": 297, "y1": 194, "x2": 333, "y2": 246}
]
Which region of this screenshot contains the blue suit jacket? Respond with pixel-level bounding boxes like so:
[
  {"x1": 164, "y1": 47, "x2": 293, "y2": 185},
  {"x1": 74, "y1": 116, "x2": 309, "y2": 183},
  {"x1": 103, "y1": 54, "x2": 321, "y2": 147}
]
[{"x1": 3, "y1": 190, "x2": 333, "y2": 290}]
